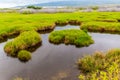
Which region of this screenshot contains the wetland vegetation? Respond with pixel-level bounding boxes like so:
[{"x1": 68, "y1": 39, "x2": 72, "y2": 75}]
[
  {"x1": 1, "y1": 11, "x2": 120, "y2": 79},
  {"x1": 1, "y1": 12, "x2": 120, "y2": 39},
  {"x1": 4, "y1": 31, "x2": 41, "y2": 57},
  {"x1": 78, "y1": 49, "x2": 120, "y2": 80},
  {"x1": 49, "y1": 29, "x2": 94, "y2": 47},
  {"x1": 18, "y1": 50, "x2": 31, "y2": 62}
]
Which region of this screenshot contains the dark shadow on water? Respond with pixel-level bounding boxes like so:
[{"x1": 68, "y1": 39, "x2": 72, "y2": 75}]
[
  {"x1": 49, "y1": 41, "x2": 91, "y2": 48},
  {"x1": 18, "y1": 58, "x2": 33, "y2": 63}
]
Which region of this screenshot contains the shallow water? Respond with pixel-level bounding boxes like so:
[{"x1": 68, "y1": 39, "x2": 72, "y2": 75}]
[{"x1": 0, "y1": 25, "x2": 120, "y2": 80}]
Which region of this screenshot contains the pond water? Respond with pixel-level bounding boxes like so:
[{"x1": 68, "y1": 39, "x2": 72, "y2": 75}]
[{"x1": 0, "y1": 25, "x2": 120, "y2": 80}]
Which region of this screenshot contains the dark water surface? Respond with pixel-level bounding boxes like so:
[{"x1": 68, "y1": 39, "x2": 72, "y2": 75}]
[{"x1": 0, "y1": 25, "x2": 120, "y2": 80}]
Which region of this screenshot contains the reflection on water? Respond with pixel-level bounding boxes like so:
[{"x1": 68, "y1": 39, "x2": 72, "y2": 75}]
[
  {"x1": 0, "y1": 25, "x2": 120, "y2": 80},
  {"x1": 54, "y1": 25, "x2": 80, "y2": 30}
]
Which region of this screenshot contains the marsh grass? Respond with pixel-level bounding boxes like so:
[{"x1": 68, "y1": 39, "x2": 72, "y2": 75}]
[
  {"x1": 78, "y1": 49, "x2": 120, "y2": 80},
  {"x1": 4, "y1": 31, "x2": 41, "y2": 57},
  {"x1": 18, "y1": 50, "x2": 31, "y2": 62},
  {"x1": 55, "y1": 20, "x2": 68, "y2": 26},
  {"x1": 1, "y1": 12, "x2": 120, "y2": 40},
  {"x1": 81, "y1": 22, "x2": 120, "y2": 33},
  {"x1": 49, "y1": 29, "x2": 94, "y2": 47},
  {"x1": 68, "y1": 20, "x2": 81, "y2": 25}
]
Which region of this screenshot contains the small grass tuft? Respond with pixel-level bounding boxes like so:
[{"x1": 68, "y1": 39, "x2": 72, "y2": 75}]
[{"x1": 18, "y1": 50, "x2": 31, "y2": 62}]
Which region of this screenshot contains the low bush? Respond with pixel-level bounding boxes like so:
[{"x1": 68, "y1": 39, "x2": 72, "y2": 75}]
[
  {"x1": 27, "y1": 5, "x2": 42, "y2": 9},
  {"x1": 91, "y1": 6, "x2": 99, "y2": 10}
]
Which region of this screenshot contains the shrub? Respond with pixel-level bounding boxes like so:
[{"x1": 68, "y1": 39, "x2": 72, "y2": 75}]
[
  {"x1": 18, "y1": 50, "x2": 31, "y2": 62},
  {"x1": 27, "y1": 5, "x2": 42, "y2": 9},
  {"x1": 91, "y1": 6, "x2": 99, "y2": 10}
]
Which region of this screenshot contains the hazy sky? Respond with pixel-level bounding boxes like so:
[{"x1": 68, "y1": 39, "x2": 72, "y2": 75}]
[
  {"x1": 0, "y1": 0, "x2": 69, "y2": 8},
  {"x1": 0, "y1": 0, "x2": 120, "y2": 8}
]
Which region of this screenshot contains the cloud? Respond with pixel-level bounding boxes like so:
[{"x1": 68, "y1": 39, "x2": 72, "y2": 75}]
[{"x1": 0, "y1": 3, "x2": 17, "y2": 8}]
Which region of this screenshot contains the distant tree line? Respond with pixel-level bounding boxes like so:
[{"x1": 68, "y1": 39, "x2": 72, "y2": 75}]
[{"x1": 27, "y1": 5, "x2": 42, "y2": 9}]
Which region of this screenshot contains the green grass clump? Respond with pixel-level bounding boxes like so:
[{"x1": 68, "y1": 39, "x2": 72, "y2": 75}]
[
  {"x1": 78, "y1": 52, "x2": 106, "y2": 73},
  {"x1": 49, "y1": 29, "x2": 94, "y2": 47},
  {"x1": 81, "y1": 22, "x2": 120, "y2": 33},
  {"x1": 18, "y1": 50, "x2": 31, "y2": 62},
  {"x1": 68, "y1": 20, "x2": 81, "y2": 25},
  {"x1": 4, "y1": 31, "x2": 41, "y2": 56},
  {"x1": 78, "y1": 49, "x2": 120, "y2": 80},
  {"x1": 55, "y1": 20, "x2": 68, "y2": 26}
]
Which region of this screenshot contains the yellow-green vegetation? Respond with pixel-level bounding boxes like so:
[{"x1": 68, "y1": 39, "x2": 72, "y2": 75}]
[
  {"x1": 81, "y1": 22, "x2": 120, "y2": 33},
  {"x1": 4, "y1": 31, "x2": 41, "y2": 56},
  {"x1": 49, "y1": 29, "x2": 94, "y2": 47},
  {"x1": 1, "y1": 12, "x2": 120, "y2": 40},
  {"x1": 77, "y1": 49, "x2": 120, "y2": 80},
  {"x1": 18, "y1": 50, "x2": 31, "y2": 62},
  {"x1": 55, "y1": 20, "x2": 68, "y2": 26}
]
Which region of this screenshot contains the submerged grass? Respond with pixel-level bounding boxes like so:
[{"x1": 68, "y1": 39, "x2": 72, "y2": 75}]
[
  {"x1": 49, "y1": 29, "x2": 94, "y2": 47},
  {"x1": 77, "y1": 49, "x2": 120, "y2": 80},
  {"x1": 4, "y1": 31, "x2": 41, "y2": 57}
]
